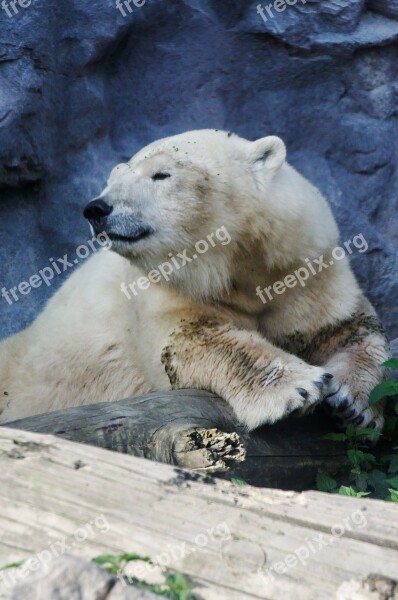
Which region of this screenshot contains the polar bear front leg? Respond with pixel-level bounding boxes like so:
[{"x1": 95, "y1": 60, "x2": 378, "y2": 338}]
[
  {"x1": 310, "y1": 302, "x2": 389, "y2": 434},
  {"x1": 154, "y1": 313, "x2": 333, "y2": 431}
]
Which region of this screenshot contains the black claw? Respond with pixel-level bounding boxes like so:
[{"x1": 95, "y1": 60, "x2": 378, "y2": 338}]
[
  {"x1": 313, "y1": 380, "x2": 323, "y2": 390},
  {"x1": 323, "y1": 373, "x2": 334, "y2": 381},
  {"x1": 337, "y1": 398, "x2": 349, "y2": 412},
  {"x1": 353, "y1": 414, "x2": 364, "y2": 426},
  {"x1": 345, "y1": 408, "x2": 356, "y2": 419},
  {"x1": 368, "y1": 419, "x2": 377, "y2": 429},
  {"x1": 297, "y1": 387, "x2": 308, "y2": 399},
  {"x1": 324, "y1": 383, "x2": 343, "y2": 402}
]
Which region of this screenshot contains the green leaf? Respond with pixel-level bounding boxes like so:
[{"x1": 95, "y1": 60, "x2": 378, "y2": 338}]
[
  {"x1": 346, "y1": 424, "x2": 357, "y2": 438},
  {"x1": 347, "y1": 449, "x2": 376, "y2": 469},
  {"x1": 354, "y1": 472, "x2": 369, "y2": 492},
  {"x1": 367, "y1": 469, "x2": 387, "y2": 486},
  {"x1": 382, "y1": 359, "x2": 398, "y2": 370},
  {"x1": 92, "y1": 553, "x2": 152, "y2": 574},
  {"x1": 347, "y1": 448, "x2": 363, "y2": 462},
  {"x1": 369, "y1": 381, "x2": 398, "y2": 405},
  {"x1": 165, "y1": 573, "x2": 195, "y2": 599},
  {"x1": 351, "y1": 428, "x2": 380, "y2": 439},
  {"x1": 386, "y1": 476, "x2": 398, "y2": 490},
  {"x1": 121, "y1": 572, "x2": 196, "y2": 599},
  {"x1": 316, "y1": 473, "x2": 338, "y2": 493},
  {"x1": 93, "y1": 553, "x2": 151, "y2": 565},
  {"x1": 347, "y1": 449, "x2": 363, "y2": 474},
  {"x1": 387, "y1": 454, "x2": 398, "y2": 474},
  {"x1": 92, "y1": 555, "x2": 118, "y2": 566},
  {"x1": 388, "y1": 489, "x2": 398, "y2": 502},
  {"x1": 230, "y1": 477, "x2": 247, "y2": 486},
  {"x1": 338, "y1": 485, "x2": 370, "y2": 497},
  {"x1": 322, "y1": 432, "x2": 347, "y2": 442},
  {"x1": 0, "y1": 561, "x2": 24, "y2": 571},
  {"x1": 367, "y1": 469, "x2": 390, "y2": 498}
]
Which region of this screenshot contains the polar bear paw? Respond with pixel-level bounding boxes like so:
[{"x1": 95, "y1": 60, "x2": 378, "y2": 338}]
[
  {"x1": 323, "y1": 378, "x2": 384, "y2": 438},
  {"x1": 273, "y1": 362, "x2": 333, "y2": 418},
  {"x1": 239, "y1": 361, "x2": 333, "y2": 430}
]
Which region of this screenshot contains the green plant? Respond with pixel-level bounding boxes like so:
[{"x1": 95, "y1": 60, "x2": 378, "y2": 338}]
[
  {"x1": 131, "y1": 572, "x2": 196, "y2": 600},
  {"x1": 92, "y1": 553, "x2": 196, "y2": 600},
  {"x1": 316, "y1": 359, "x2": 398, "y2": 501},
  {"x1": 0, "y1": 561, "x2": 25, "y2": 571},
  {"x1": 229, "y1": 477, "x2": 247, "y2": 486},
  {"x1": 369, "y1": 359, "x2": 398, "y2": 405},
  {"x1": 92, "y1": 553, "x2": 152, "y2": 574}
]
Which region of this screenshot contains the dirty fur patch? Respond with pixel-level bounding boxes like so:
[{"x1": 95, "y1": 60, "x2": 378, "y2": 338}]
[
  {"x1": 161, "y1": 317, "x2": 283, "y2": 392},
  {"x1": 277, "y1": 312, "x2": 387, "y2": 363}
]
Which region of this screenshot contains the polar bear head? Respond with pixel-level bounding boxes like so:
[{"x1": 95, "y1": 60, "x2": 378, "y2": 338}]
[
  {"x1": 84, "y1": 129, "x2": 286, "y2": 246},
  {"x1": 83, "y1": 130, "x2": 290, "y2": 299},
  {"x1": 86, "y1": 129, "x2": 338, "y2": 303}
]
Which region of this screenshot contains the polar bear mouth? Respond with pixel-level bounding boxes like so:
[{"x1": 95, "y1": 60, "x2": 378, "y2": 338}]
[{"x1": 107, "y1": 229, "x2": 154, "y2": 244}]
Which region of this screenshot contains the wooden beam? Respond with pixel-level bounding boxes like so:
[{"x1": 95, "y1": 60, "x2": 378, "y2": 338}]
[{"x1": 0, "y1": 427, "x2": 397, "y2": 600}]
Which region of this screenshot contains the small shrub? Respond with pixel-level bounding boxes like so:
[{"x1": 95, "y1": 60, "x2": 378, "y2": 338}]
[{"x1": 316, "y1": 359, "x2": 398, "y2": 501}]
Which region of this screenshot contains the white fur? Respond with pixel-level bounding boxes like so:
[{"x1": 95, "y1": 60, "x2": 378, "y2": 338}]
[{"x1": 0, "y1": 130, "x2": 375, "y2": 428}]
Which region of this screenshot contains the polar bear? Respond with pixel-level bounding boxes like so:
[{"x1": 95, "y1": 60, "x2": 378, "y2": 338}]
[{"x1": 0, "y1": 129, "x2": 389, "y2": 433}]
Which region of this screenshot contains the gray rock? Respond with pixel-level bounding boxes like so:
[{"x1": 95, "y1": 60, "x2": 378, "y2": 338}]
[
  {"x1": 0, "y1": 0, "x2": 397, "y2": 339},
  {"x1": 369, "y1": 0, "x2": 398, "y2": 19},
  {"x1": 3, "y1": 554, "x2": 158, "y2": 599}
]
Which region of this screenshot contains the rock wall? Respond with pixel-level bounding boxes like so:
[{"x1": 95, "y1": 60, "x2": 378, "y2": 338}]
[{"x1": 0, "y1": 0, "x2": 397, "y2": 339}]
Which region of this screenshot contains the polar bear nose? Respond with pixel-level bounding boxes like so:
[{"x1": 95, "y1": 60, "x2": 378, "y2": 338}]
[{"x1": 83, "y1": 199, "x2": 113, "y2": 228}]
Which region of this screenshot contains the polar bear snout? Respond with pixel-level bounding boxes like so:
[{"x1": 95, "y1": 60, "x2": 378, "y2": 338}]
[
  {"x1": 84, "y1": 197, "x2": 154, "y2": 247},
  {"x1": 83, "y1": 198, "x2": 113, "y2": 233}
]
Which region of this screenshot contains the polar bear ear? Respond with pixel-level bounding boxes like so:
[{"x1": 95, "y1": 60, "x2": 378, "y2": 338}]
[{"x1": 249, "y1": 136, "x2": 286, "y2": 173}]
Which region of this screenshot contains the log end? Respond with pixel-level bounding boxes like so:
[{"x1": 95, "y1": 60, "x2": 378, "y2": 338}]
[{"x1": 172, "y1": 427, "x2": 246, "y2": 474}]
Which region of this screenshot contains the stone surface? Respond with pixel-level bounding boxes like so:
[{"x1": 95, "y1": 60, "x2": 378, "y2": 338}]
[
  {"x1": 0, "y1": 0, "x2": 397, "y2": 339},
  {"x1": 3, "y1": 554, "x2": 158, "y2": 599}
]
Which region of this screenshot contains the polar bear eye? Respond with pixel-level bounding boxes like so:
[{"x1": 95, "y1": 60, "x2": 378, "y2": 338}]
[{"x1": 152, "y1": 172, "x2": 171, "y2": 181}]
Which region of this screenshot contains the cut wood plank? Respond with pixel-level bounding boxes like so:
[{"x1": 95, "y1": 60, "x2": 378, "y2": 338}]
[
  {"x1": 0, "y1": 427, "x2": 397, "y2": 600},
  {"x1": 4, "y1": 389, "x2": 346, "y2": 490}
]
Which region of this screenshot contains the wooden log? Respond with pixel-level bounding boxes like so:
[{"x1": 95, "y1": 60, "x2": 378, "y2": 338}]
[
  {"x1": 3, "y1": 390, "x2": 346, "y2": 490},
  {"x1": 0, "y1": 427, "x2": 397, "y2": 600}
]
